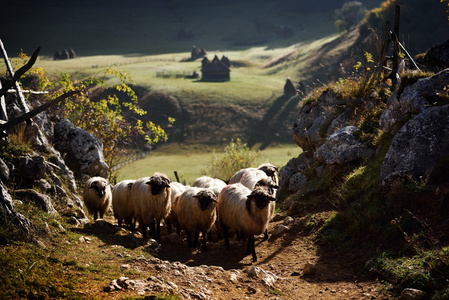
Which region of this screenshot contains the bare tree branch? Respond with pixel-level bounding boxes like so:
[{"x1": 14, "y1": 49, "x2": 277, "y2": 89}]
[
  {"x1": 0, "y1": 90, "x2": 79, "y2": 133},
  {"x1": 0, "y1": 45, "x2": 41, "y2": 99}
]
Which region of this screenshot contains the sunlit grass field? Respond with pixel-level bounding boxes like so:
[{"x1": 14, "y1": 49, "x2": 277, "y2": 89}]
[
  {"x1": 24, "y1": 34, "x2": 338, "y2": 105},
  {"x1": 115, "y1": 143, "x2": 302, "y2": 184}
]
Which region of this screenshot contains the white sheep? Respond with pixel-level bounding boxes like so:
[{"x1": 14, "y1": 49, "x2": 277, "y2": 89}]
[
  {"x1": 192, "y1": 176, "x2": 227, "y2": 196},
  {"x1": 165, "y1": 181, "x2": 188, "y2": 235},
  {"x1": 228, "y1": 163, "x2": 279, "y2": 186},
  {"x1": 238, "y1": 169, "x2": 279, "y2": 240},
  {"x1": 217, "y1": 183, "x2": 276, "y2": 261},
  {"x1": 83, "y1": 176, "x2": 112, "y2": 221},
  {"x1": 131, "y1": 172, "x2": 171, "y2": 240},
  {"x1": 192, "y1": 176, "x2": 227, "y2": 240},
  {"x1": 112, "y1": 179, "x2": 135, "y2": 229},
  {"x1": 175, "y1": 186, "x2": 218, "y2": 250}
]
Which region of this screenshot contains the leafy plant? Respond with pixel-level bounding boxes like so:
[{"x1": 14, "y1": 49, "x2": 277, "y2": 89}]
[
  {"x1": 12, "y1": 52, "x2": 172, "y2": 181},
  {"x1": 204, "y1": 138, "x2": 260, "y2": 181},
  {"x1": 334, "y1": 1, "x2": 367, "y2": 32}
]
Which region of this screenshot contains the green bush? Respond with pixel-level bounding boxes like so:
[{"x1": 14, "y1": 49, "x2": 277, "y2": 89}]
[{"x1": 204, "y1": 138, "x2": 260, "y2": 181}]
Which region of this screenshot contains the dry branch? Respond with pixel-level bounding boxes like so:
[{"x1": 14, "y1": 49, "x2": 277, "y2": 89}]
[
  {"x1": 0, "y1": 45, "x2": 41, "y2": 99},
  {"x1": 0, "y1": 91, "x2": 78, "y2": 132}
]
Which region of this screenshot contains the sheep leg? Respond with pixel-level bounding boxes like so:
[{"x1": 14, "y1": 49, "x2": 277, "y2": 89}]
[
  {"x1": 94, "y1": 211, "x2": 98, "y2": 221},
  {"x1": 149, "y1": 219, "x2": 156, "y2": 239},
  {"x1": 166, "y1": 220, "x2": 173, "y2": 234},
  {"x1": 156, "y1": 219, "x2": 161, "y2": 241},
  {"x1": 222, "y1": 224, "x2": 230, "y2": 250},
  {"x1": 201, "y1": 231, "x2": 208, "y2": 251},
  {"x1": 248, "y1": 235, "x2": 257, "y2": 262},
  {"x1": 193, "y1": 232, "x2": 199, "y2": 249},
  {"x1": 186, "y1": 231, "x2": 193, "y2": 248},
  {"x1": 141, "y1": 222, "x2": 147, "y2": 238},
  {"x1": 263, "y1": 228, "x2": 269, "y2": 240}
]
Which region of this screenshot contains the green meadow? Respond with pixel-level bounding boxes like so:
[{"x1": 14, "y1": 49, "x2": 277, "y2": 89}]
[{"x1": 115, "y1": 144, "x2": 302, "y2": 184}]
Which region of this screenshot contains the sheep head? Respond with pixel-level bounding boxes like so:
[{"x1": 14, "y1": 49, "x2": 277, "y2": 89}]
[
  {"x1": 90, "y1": 180, "x2": 107, "y2": 198},
  {"x1": 254, "y1": 178, "x2": 279, "y2": 195},
  {"x1": 146, "y1": 175, "x2": 171, "y2": 195},
  {"x1": 258, "y1": 163, "x2": 278, "y2": 177},
  {"x1": 194, "y1": 190, "x2": 217, "y2": 211},
  {"x1": 246, "y1": 188, "x2": 276, "y2": 213}
]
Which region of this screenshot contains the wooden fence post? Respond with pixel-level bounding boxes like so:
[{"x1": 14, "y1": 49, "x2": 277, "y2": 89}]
[
  {"x1": 0, "y1": 39, "x2": 29, "y2": 113},
  {"x1": 390, "y1": 5, "x2": 401, "y2": 89}
]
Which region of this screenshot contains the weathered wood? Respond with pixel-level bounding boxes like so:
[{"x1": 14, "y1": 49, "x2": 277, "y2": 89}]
[
  {"x1": 0, "y1": 91, "x2": 78, "y2": 133},
  {"x1": 397, "y1": 40, "x2": 421, "y2": 71},
  {"x1": 0, "y1": 45, "x2": 41, "y2": 99},
  {"x1": 375, "y1": 21, "x2": 390, "y2": 88},
  {"x1": 390, "y1": 5, "x2": 401, "y2": 89},
  {"x1": 7, "y1": 89, "x2": 49, "y2": 95},
  {"x1": 0, "y1": 40, "x2": 32, "y2": 113},
  {"x1": 0, "y1": 80, "x2": 7, "y2": 123}
]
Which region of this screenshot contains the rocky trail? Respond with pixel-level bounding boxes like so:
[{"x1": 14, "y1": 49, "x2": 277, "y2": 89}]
[{"x1": 73, "y1": 213, "x2": 394, "y2": 299}]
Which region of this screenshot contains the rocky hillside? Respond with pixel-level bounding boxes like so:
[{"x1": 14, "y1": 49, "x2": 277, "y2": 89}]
[{"x1": 2, "y1": 36, "x2": 449, "y2": 298}]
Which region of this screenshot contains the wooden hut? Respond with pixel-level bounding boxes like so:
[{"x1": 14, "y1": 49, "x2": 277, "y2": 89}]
[{"x1": 201, "y1": 55, "x2": 230, "y2": 82}]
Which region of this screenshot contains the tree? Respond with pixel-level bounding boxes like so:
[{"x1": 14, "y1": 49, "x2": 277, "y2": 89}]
[
  {"x1": 335, "y1": 1, "x2": 367, "y2": 32},
  {"x1": 13, "y1": 51, "x2": 172, "y2": 180}
]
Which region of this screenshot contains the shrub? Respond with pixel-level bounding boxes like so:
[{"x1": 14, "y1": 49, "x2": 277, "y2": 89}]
[
  {"x1": 334, "y1": 1, "x2": 367, "y2": 32},
  {"x1": 204, "y1": 138, "x2": 260, "y2": 181}
]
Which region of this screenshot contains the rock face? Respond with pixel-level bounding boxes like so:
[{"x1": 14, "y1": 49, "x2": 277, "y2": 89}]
[
  {"x1": 314, "y1": 126, "x2": 374, "y2": 165},
  {"x1": 422, "y1": 39, "x2": 449, "y2": 72},
  {"x1": 0, "y1": 180, "x2": 34, "y2": 242},
  {"x1": 54, "y1": 118, "x2": 109, "y2": 178},
  {"x1": 0, "y1": 101, "x2": 90, "y2": 242},
  {"x1": 381, "y1": 104, "x2": 449, "y2": 187},
  {"x1": 380, "y1": 69, "x2": 449, "y2": 134},
  {"x1": 292, "y1": 90, "x2": 339, "y2": 154},
  {"x1": 286, "y1": 90, "x2": 375, "y2": 195},
  {"x1": 284, "y1": 64, "x2": 449, "y2": 200}
]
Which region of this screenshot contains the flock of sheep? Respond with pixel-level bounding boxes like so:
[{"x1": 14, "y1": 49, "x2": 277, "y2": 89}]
[{"x1": 82, "y1": 163, "x2": 279, "y2": 262}]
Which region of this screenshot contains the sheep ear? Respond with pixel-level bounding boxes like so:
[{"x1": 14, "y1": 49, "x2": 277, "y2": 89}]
[{"x1": 127, "y1": 182, "x2": 133, "y2": 188}]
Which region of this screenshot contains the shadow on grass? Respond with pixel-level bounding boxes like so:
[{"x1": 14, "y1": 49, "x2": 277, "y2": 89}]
[{"x1": 248, "y1": 94, "x2": 299, "y2": 150}]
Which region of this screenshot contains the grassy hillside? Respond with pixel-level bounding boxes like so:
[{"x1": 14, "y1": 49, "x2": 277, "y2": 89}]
[{"x1": 30, "y1": 35, "x2": 337, "y2": 105}]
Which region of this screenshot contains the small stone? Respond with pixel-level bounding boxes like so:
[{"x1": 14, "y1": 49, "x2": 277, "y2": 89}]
[
  {"x1": 400, "y1": 288, "x2": 428, "y2": 300},
  {"x1": 247, "y1": 285, "x2": 258, "y2": 294},
  {"x1": 272, "y1": 224, "x2": 289, "y2": 237},
  {"x1": 302, "y1": 262, "x2": 316, "y2": 275},
  {"x1": 283, "y1": 216, "x2": 294, "y2": 226}
]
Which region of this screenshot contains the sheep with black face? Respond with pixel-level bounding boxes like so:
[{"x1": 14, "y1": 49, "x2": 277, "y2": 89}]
[
  {"x1": 132, "y1": 173, "x2": 171, "y2": 240},
  {"x1": 217, "y1": 183, "x2": 276, "y2": 261},
  {"x1": 83, "y1": 176, "x2": 112, "y2": 221},
  {"x1": 175, "y1": 186, "x2": 218, "y2": 250}
]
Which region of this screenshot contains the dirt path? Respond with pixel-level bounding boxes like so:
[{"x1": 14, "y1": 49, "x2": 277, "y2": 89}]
[{"x1": 79, "y1": 213, "x2": 394, "y2": 299}]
